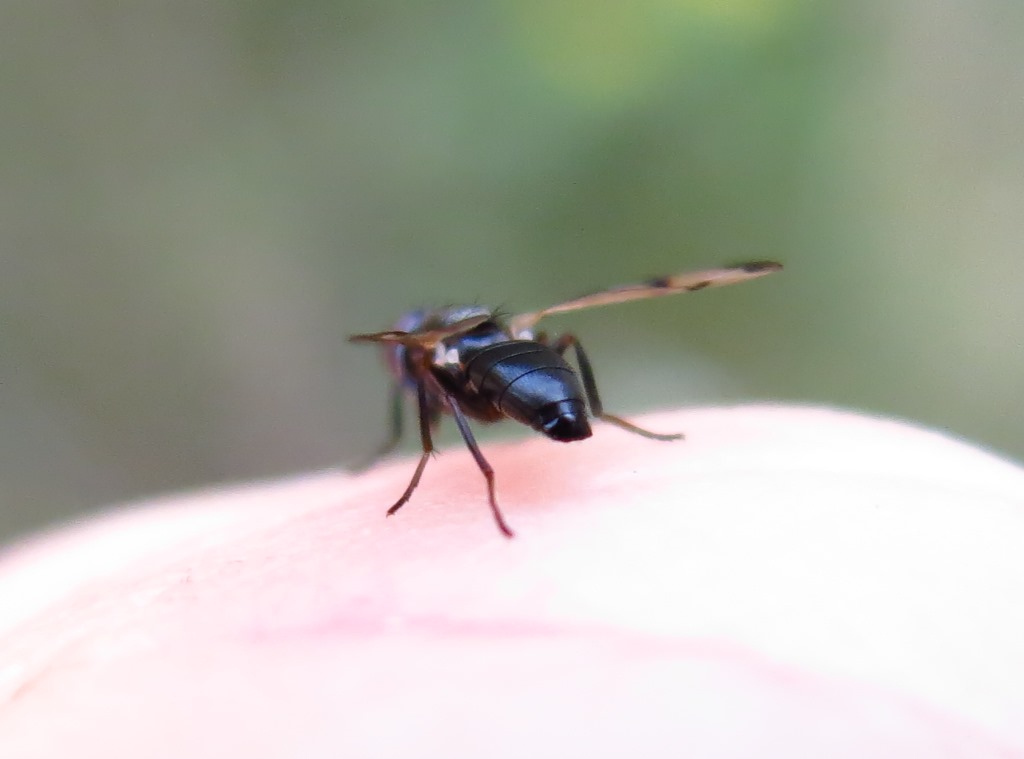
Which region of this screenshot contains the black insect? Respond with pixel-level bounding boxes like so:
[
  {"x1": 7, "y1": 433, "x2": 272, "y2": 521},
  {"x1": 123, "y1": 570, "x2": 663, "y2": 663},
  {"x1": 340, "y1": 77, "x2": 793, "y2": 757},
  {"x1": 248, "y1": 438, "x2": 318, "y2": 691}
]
[{"x1": 350, "y1": 260, "x2": 782, "y2": 537}]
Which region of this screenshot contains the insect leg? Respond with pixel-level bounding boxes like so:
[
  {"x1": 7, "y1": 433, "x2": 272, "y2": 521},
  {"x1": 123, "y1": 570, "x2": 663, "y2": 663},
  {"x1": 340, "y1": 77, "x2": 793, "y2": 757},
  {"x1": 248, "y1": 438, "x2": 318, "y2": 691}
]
[
  {"x1": 553, "y1": 334, "x2": 684, "y2": 442},
  {"x1": 444, "y1": 392, "x2": 515, "y2": 539},
  {"x1": 386, "y1": 380, "x2": 435, "y2": 517}
]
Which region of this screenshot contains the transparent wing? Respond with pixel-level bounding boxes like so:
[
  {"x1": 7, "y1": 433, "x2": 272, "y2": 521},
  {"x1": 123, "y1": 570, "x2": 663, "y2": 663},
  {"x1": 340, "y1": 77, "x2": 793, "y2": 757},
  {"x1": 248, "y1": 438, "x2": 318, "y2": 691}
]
[
  {"x1": 349, "y1": 314, "x2": 491, "y2": 348},
  {"x1": 509, "y1": 260, "x2": 782, "y2": 336}
]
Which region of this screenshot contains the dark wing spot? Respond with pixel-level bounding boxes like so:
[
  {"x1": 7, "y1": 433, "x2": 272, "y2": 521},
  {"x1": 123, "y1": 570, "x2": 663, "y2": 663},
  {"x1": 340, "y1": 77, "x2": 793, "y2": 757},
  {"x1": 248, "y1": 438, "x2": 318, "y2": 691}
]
[
  {"x1": 647, "y1": 275, "x2": 673, "y2": 288},
  {"x1": 738, "y1": 260, "x2": 783, "y2": 273},
  {"x1": 686, "y1": 280, "x2": 711, "y2": 291}
]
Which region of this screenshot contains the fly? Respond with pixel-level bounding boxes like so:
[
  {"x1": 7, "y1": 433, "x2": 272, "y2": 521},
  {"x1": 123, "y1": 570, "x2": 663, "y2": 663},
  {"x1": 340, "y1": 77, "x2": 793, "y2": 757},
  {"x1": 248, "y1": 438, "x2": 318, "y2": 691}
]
[{"x1": 350, "y1": 260, "x2": 782, "y2": 537}]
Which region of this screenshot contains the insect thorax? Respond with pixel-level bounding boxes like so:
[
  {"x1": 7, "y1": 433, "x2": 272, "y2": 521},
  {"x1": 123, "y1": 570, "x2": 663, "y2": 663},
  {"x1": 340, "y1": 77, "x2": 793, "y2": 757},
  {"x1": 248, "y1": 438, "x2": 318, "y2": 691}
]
[{"x1": 385, "y1": 306, "x2": 508, "y2": 394}]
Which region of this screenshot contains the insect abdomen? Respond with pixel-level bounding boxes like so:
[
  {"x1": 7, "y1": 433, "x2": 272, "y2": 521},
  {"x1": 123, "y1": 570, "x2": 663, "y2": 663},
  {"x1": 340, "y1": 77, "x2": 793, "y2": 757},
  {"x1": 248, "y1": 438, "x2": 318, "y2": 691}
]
[{"x1": 464, "y1": 341, "x2": 592, "y2": 441}]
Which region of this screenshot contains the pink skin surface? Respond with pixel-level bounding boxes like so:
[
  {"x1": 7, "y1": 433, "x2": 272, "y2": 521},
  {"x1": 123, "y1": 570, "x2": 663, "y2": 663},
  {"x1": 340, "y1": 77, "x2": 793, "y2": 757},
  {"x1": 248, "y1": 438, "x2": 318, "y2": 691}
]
[{"x1": 1, "y1": 406, "x2": 1023, "y2": 757}]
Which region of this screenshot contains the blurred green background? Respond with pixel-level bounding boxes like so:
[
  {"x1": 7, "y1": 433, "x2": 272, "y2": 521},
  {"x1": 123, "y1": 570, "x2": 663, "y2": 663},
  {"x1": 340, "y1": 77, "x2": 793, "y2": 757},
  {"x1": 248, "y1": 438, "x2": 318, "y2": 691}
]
[{"x1": 2, "y1": 0, "x2": 1022, "y2": 543}]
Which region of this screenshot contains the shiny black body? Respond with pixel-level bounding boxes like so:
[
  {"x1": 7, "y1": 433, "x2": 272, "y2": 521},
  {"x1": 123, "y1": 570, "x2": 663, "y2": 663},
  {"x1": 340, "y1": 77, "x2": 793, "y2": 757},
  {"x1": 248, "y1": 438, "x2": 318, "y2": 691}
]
[
  {"x1": 350, "y1": 260, "x2": 782, "y2": 538},
  {"x1": 462, "y1": 338, "x2": 591, "y2": 441},
  {"x1": 417, "y1": 321, "x2": 592, "y2": 441}
]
